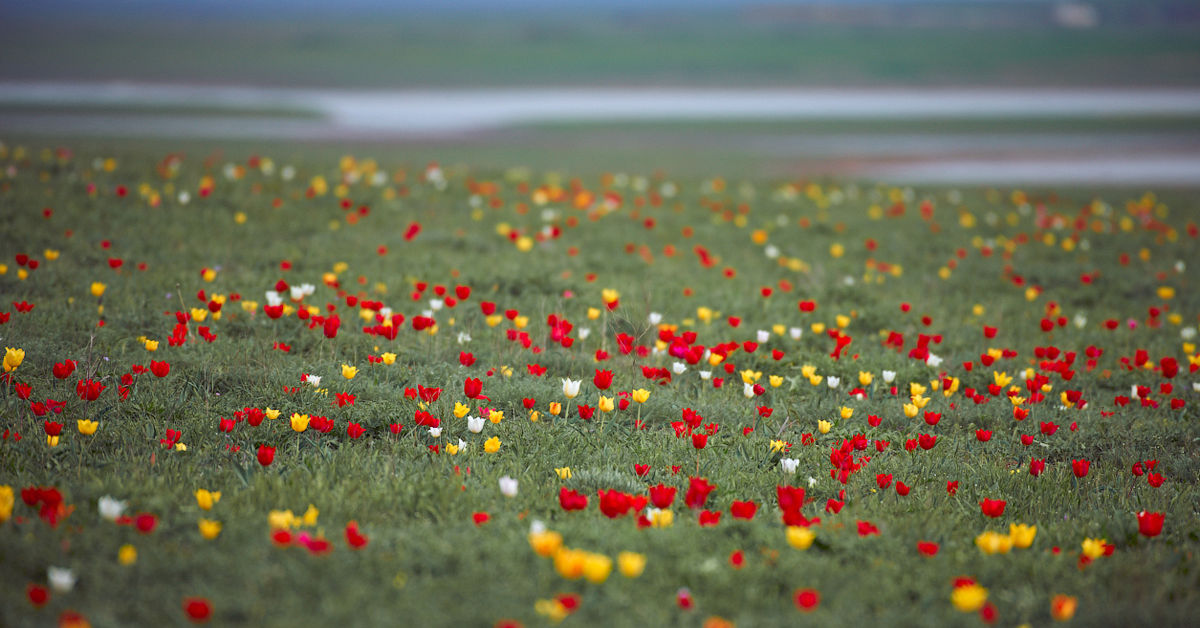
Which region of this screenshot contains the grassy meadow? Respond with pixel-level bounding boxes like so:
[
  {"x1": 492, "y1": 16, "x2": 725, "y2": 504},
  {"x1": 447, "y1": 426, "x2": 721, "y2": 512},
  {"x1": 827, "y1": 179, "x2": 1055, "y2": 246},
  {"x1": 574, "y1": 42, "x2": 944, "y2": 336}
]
[{"x1": 0, "y1": 139, "x2": 1198, "y2": 627}]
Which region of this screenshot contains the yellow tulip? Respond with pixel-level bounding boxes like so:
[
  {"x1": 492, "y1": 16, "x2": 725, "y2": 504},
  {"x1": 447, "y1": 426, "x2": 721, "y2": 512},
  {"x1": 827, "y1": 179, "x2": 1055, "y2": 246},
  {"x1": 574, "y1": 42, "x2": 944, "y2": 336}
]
[
  {"x1": 1081, "y1": 538, "x2": 1107, "y2": 560},
  {"x1": 488, "y1": 410, "x2": 504, "y2": 424},
  {"x1": 198, "y1": 519, "x2": 222, "y2": 540},
  {"x1": 144, "y1": 339, "x2": 159, "y2": 352},
  {"x1": 817, "y1": 420, "x2": 832, "y2": 434},
  {"x1": 1009, "y1": 524, "x2": 1037, "y2": 549},
  {"x1": 265, "y1": 408, "x2": 281, "y2": 420},
  {"x1": 118, "y1": 544, "x2": 138, "y2": 565},
  {"x1": 302, "y1": 504, "x2": 319, "y2": 526},
  {"x1": 454, "y1": 402, "x2": 471, "y2": 418},
  {"x1": 290, "y1": 413, "x2": 310, "y2": 432},
  {"x1": 858, "y1": 371, "x2": 874, "y2": 386},
  {"x1": 555, "y1": 467, "x2": 572, "y2": 479},
  {"x1": 975, "y1": 531, "x2": 1013, "y2": 555},
  {"x1": 548, "y1": 402, "x2": 562, "y2": 416},
  {"x1": 190, "y1": 307, "x2": 208, "y2": 322},
  {"x1": 910, "y1": 382, "x2": 927, "y2": 396},
  {"x1": 631, "y1": 389, "x2": 650, "y2": 403},
  {"x1": 554, "y1": 547, "x2": 587, "y2": 579},
  {"x1": 381, "y1": 352, "x2": 397, "y2": 365},
  {"x1": 617, "y1": 551, "x2": 646, "y2": 578},
  {"x1": 268, "y1": 509, "x2": 297, "y2": 530},
  {"x1": 195, "y1": 489, "x2": 221, "y2": 511},
  {"x1": 786, "y1": 526, "x2": 815, "y2": 550},
  {"x1": 47, "y1": 435, "x2": 60, "y2": 447},
  {"x1": 341, "y1": 364, "x2": 358, "y2": 379},
  {"x1": 528, "y1": 530, "x2": 563, "y2": 557},
  {"x1": 484, "y1": 436, "x2": 501, "y2": 453},
  {"x1": 647, "y1": 508, "x2": 674, "y2": 528},
  {"x1": 582, "y1": 553, "x2": 613, "y2": 583},
  {"x1": 77, "y1": 419, "x2": 98, "y2": 435},
  {"x1": 587, "y1": 307, "x2": 600, "y2": 320},
  {"x1": 769, "y1": 375, "x2": 783, "y2": 388},
  {"x1": 3, "y1": 347, "x2": 24, "y2": 372},
  {"x1": 951, "y1": 584, "x2": 988, "y2": 612},
  {"x1": 90, "y1": 282, "x2": 106, "y2": 297},
  {"x1": 445, "y1": 443, "x2": 459, "y2": 455},
  {"x1": 0, "y1": 485, "x2": 13, "y2": 523},
  {"x1": 1050, "y1": 594, "x2": 1078, "y2": 621},
  {"x1": 839, "y1": 406, "x2": 854, "y2": 420},
  {"x1": 529, "y1": 411, "x2": 540, "y2": 423},
  {"x1": 598, "y1": 395, "x2": 615, "y2": 413}
]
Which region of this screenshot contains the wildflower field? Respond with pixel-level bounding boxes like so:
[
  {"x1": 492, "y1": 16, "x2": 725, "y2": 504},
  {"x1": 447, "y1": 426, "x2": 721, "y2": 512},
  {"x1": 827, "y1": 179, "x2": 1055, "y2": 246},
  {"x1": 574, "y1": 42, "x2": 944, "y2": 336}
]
[{"x1": 1, "y1": 141, "x2": 1198, "y2": 627}]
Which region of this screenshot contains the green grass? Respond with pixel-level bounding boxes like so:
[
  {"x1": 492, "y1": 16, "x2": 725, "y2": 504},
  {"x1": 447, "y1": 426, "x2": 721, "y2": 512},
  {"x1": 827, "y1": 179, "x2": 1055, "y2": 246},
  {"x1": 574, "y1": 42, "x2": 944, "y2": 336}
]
[
  {"x1": 0, "y1": 138, "x2": 1198, "y2": 626},
  {"x1": 2, "y1": 13, "x2": 1200, "y2": 88}
]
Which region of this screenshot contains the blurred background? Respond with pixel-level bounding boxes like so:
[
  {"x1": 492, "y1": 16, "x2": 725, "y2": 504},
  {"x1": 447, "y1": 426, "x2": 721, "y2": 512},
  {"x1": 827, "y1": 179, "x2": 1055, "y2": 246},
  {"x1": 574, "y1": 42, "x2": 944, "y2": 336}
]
[{"x1": 2, "y1": 0, "x2": 1199, "y2": 183}]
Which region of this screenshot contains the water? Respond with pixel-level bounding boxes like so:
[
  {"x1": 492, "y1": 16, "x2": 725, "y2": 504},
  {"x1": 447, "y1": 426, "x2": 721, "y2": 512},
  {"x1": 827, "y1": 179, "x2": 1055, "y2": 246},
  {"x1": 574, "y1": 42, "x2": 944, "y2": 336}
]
[{"x1": 3, "y1": 81, "x2": 1200, "y2": 184}]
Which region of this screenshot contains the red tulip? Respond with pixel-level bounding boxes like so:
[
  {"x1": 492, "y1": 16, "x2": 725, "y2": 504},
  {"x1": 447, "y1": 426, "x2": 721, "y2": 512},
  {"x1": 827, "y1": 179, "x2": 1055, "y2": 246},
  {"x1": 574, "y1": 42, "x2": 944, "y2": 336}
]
[
  {"x1": 257, "y1": 444, "x2": 275, "y2": 466},
  {"x1": 597, "y1": 489, "x2": 634, "y2": 519},
  {"x1": 558, "y1": 487, "x2": 588, "y2": 511},
  {"x1": 979, "y1": 498, "x2": 1006, "y2": 518},
  {"x1": 729, "y1": 500, "x2": 757, "y2": 520},
  {"x1": 27, "y1": 583, "x2": 50, "y2": 607},
  {"x1": 648, "y1": 484, "x2": 676, "y2": 509},
  {"x1": 134, "y1": 512, "x2": 158, "y2": 534},
  {"x1": 345, "y1": 521, "x2": 369, "y2": 548},
  {"x1": 917, "y1": 541, "x2": 939, "y2": 556},
  {"x1": 149, "y1": 360, "x2": 170, "y2": 378},
  {"x1": 1030, "y1": 458, "x2": 1046, "y2": 477},
  {"x1": 183, "y1": 597, "x2": 212, "y2": 623},
  {"x1": 593, "y1": 369, "x2": 613, "y2": 390},
  {"x1": 463, "y1": 377, "x2": 483, "y2": 399},
  {"x1": 1071, "y1": 459, "x2": 1090, "y2": 478},
  {"x1": 691, "y1": 433, "x2": 708, "y2": 449},
  {"x1": 346, "y1": 422, "x2": 365, "y2": 439},
  {"x1": 794, "y1": 588, "x2": 820, "y2": 612},
  {"x1": 52, "y1": 360, "x2": 77, "y2": 379},
  {"x1": 684, "y1": 476, "x2": 716, "y2": 509},
  {"x1": 895, "y1": 481, "x2": 911, "y2": 496},
  {"x1": 1136, "y1": 511, "x2": 1164, "y2": 537},
  {"x1": 698, "y1": 509, "x2": 721, "y2": 526},
  {"x1": 975, "y1": 429, "x2": 992, "y2": 442}
]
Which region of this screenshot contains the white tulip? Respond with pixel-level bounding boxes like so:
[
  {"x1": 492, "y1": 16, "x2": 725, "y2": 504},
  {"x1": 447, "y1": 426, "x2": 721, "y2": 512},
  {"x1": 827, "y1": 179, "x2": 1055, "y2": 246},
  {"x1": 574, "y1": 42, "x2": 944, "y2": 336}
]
[
  {"x1": 743, "y1": 382, "x2": 756, "y2": 399},
  {"x1": 882, "y1": 370, "x2": 896, "y2": 383},
  {"x1": 789, "y1": 327, "x2": 803, "y2": 340},
  {"x1": 756, "y1": 329, "x2": 770, "y2": 343},
  {"x1": 648, "y1": 312, "x2": 662, "y2": 325},
  {"x1": 499, "y1": 476, "x2": 519, "y2": 498},
  {"x1": 826, "y1": 376, "x2": 840, "y2": 389},
  {"x1": 780, "y1": 458, "x2": 799, "y2": 473},
  {"x1": 467, "y1": 416, "x2": 485, "y2": 433},
  {"x1": 672, "y1": 362, "x2": 687, "y2": 375},
  {"x1": 47, "y1": 567, "x2": 76, "y2": 593},
  {"x1": 428, "y1": 427, "x2": 442, "y2": 437},
  {"x1": 561, "y1": 378, "x2": 581, "y2": 399},
  {"x1": 578, "y1": 328, "x2": 591, "y2": 340},
  {"x1": 699, "y1": 371, "x2": 712, "y2": 380},
  {"x1": 98, "y1": 496, "x2": 127, "y2": 521}
]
